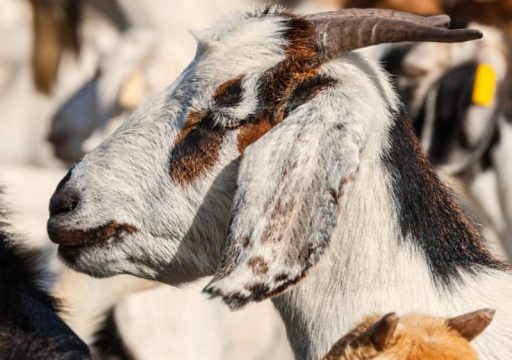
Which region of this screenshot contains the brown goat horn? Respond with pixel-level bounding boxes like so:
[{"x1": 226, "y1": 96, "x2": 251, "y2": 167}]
[
  {"x1": 302, "y1": 10, "x2": 482, "y2": 60},
  {"x1": 305, "y1": 9, "x2": 451, "y2": 28}
]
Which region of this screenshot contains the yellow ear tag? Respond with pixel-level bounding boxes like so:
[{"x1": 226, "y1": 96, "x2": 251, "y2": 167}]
[
  {"x1": 472, "y1": 63, "x2": 496, "y2": 107},
  {"x1": 119, "y1": 69, "x2": 145, "y2": 110}
]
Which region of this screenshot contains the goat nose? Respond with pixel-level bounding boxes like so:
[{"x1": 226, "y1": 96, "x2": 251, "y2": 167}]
[
  {"x1": 49, "y1": 167, "x2": 80, "y2": 217},
  {"x1": 49, "y1": 190, "x2": 80, "y2": 217}
]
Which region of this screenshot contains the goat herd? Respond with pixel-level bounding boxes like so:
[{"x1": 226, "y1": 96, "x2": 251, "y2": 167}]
[{"x1": 2, "y1": 1, "x2": 512, "y2": 360}]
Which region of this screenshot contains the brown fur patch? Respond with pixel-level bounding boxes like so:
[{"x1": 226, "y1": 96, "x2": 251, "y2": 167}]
[
  {"x1": 237, "y1": 120, "x2": 273, "y2": 153},
  {"x1": 169, "y1": 113, "x2": 225, "y2": 185},
  {"x1": 248, "y1": 256, "x2": 269, "y2": 275},
  {"x1": 213, "y1": 75, "x2": 244, "y2": 107},
  {"x1": 170, "y1": 15, "x2": 336, "y2": 185},
  {"x1": 173, "y1": 110, "x2": 205, "y2": 145},
  {"x1": 323, "y1": 312, "x2": 481, "y2": 360},
  {"x1": 48, "y1": 221, "x2": 137, "y2": 247},
  {"x1": 234, "y1": 16, "x2": 334, "y2": 151},
  {"x1": 242, "y1": 236, "x2": 251, "y2": 248}
]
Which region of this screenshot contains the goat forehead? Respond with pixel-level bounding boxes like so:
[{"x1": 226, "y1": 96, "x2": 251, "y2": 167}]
[{"x1": 193, "y1": 6, "x2": 290, "y2": 47}]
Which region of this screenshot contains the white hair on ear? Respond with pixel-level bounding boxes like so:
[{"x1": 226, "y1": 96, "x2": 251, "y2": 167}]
[{"x1": 204, "y1": 66, "x2": 371, "y2": 308}]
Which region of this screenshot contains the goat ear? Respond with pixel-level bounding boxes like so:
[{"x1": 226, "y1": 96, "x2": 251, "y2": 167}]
[
  {"x1": 203, "y1": 101, "x2": 364, "y2": 309},
  {"x1": 367, "y1": 313, "x2": 399, "y2": 351},
  {"x1": 446, "y1": 308, "x2": 495, "y2": 342}
]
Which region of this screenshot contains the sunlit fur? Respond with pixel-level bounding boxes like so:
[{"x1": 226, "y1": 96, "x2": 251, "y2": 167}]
[
  {"x1": 323, "y1": 312, "x2": 485, "y2": 360},
  {"x1": 48, "y1": 7, "x2": 512, "y2": 360}
]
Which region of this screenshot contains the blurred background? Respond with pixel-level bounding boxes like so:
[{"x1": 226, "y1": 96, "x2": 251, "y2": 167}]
[{"x1": 0, "y1": 0, "x2": 511, "y2": 359}]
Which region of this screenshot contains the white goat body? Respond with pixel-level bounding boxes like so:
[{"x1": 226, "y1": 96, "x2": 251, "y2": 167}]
[{"x1": 45, "y1": 7, "x2": 512, "y2": 360}]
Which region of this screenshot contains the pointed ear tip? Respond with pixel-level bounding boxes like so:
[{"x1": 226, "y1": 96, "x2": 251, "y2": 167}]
[
  {"x1": 480, "y1": 308, "x2": 496, "y2": 321},
  {"x1": 382, "y1": 312, "x2": 399, "y2": 324}
]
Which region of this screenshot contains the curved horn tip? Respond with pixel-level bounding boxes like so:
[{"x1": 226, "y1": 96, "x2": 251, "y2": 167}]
[{"x1": 461, "y1": 29, "x2": 484, "y2": 41}]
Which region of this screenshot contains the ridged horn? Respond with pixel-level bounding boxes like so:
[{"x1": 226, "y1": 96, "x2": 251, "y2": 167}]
[{"x1": 302, "y1": 9, "x2": 482, "y2": 60}]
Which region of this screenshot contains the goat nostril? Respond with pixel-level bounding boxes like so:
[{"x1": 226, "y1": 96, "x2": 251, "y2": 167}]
[{"x1": 49, "y1": 192, "x2": 80, "y2": 217}]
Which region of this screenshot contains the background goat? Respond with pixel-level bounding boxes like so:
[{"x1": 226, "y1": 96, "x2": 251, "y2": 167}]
[
  {"x1": 47, "y1": 7, "x2": 512, "y2": 359},
  {"x1": 0, "y1": 186, "x2": 89, "y2": 359},
  {"x1": 377, "y1": 23, "x2": 512, "y2": 259},
  {"x1": 322, "y1": 309, "x2": 494, "y2": 360}
]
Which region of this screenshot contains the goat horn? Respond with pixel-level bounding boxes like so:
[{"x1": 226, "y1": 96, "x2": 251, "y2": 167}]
[
  {"x1": 303, "y1": 10, "x2": 482, "y2": 60},
  {"x1": 305, "y1": 9, "x2": 451, "y2": 28}
]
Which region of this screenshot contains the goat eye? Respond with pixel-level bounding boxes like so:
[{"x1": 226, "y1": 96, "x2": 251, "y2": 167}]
[{"x1": 224, "y1": 118, "x2": 241, "y2": 130}]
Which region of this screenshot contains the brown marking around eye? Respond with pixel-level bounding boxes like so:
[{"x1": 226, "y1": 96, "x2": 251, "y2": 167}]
[
  {"x1": 170, "y1": 111, "x2": 225, "y2": 185},
  {"x1": 213, "y1": 75, "x2": 244, "y2": 107},
  {"x1": 234, "y1": 16, "x2": 336, "y2": 152},
  {"x1": 169, "y1": 15, "x2": 336, "y2": 185},
  {"x1": 174, "y1": 110, "x2": 205, "y2": 145},
  {"x1": 169, "y1": 75, "x2": 247, "y2": 185}
]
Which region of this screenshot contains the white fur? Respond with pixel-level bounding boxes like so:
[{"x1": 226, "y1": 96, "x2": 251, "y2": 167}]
[{"x1": 51, "y1": 9, "x2": 512, "y2": 360}]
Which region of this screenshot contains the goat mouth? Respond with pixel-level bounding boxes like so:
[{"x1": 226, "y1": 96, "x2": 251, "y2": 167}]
[{"x1": 48, "y1": 220, "x2": 138, "y2": 249}]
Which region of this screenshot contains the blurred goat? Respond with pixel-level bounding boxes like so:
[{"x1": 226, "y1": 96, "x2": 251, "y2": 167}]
[
  {"x1": 323, "y1": 309, "x2": 495, "y2": 360},
  {"x1": 379, "y1": 23, "x2": 512, "y2": 258},
  {"x1": 0, "y1": 186, "x2": 89, "y2": 359},
  {"x1": 29, "y1": 0, "x2": 129, "y2": 94}
]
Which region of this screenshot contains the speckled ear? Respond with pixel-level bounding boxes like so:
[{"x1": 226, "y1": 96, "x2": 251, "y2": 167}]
[{"x1": 204, "y1": 102, "x2": 365, "y2": 309}]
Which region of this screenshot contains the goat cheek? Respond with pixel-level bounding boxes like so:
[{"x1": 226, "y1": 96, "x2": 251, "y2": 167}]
[{"x1": 169, "y1": 129, "x2": 225, "y2": 185}]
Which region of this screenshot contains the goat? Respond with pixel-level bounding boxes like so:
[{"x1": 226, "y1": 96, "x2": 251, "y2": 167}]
[
  {"x1": 47, "y1": 7, "x2": 512, "y2": 359},
  {"x1": 0, "y1": 187, "x2": 89, "y2": 359},
  {"x1": 29, "y1": 0, "x2": 129, "y2": 94},
  {"x1": 322, "y1": 309, "x2": 494, "y2": 360}
]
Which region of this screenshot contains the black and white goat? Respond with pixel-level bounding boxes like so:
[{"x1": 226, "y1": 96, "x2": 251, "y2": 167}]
[
  {"x1": 47, "y1": 7, "x2": 512, "y2": 359},
  {"x1": 0, "y1": 188, "x2": 89, "y2": 359}
]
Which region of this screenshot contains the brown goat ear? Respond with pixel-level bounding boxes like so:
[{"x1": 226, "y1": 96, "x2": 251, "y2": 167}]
[
  {"x1": 368, "y1": 313, "x2": 399, "y2": 351},
  {"x1": 447, "y1": 308, "x2": 495, "y2": 341},
  {"x1": 203, "y1": 98, "x2": 364, "y2": 309}
]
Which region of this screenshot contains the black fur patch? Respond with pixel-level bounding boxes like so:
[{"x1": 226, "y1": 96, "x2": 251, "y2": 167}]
[
  {"x1": 284, "y1": 75, "x2": 336, "y2": 118},
  {"x1": 381, "y1": 44, "x2": 414, "y2": 77},
  {"x1": 501, "y1": 41, "x2": 512, "y2": 124},
  {"x1": 480, "y1": 124, "x2": 501, "y2": 170},
  {"x1": 92, "y1": 308, "x2": 133, "y2": 360},
  {"x1": 429, "y1": 62, "x2": 478, "y2": 164},
  {"x1": 380, "y1": 44, "x2": 415, "y2": 107},
  {"x1": 0, "y1": 189, "x2": 89, "y2": 358},
  {"x1": 0, "y1": 329, "x2": 88, "y2": 360},
  {"x1": 382, "y1": 112, "x2": 503, "y2": 287}
]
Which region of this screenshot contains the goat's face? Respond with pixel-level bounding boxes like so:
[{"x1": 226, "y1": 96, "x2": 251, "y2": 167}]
[
  {"x1": 48, "y1": 8, "x2": 315, "y2": 283},
  {"x1": 47, "y1": 7, "x2": 482, "y2": 305}
]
